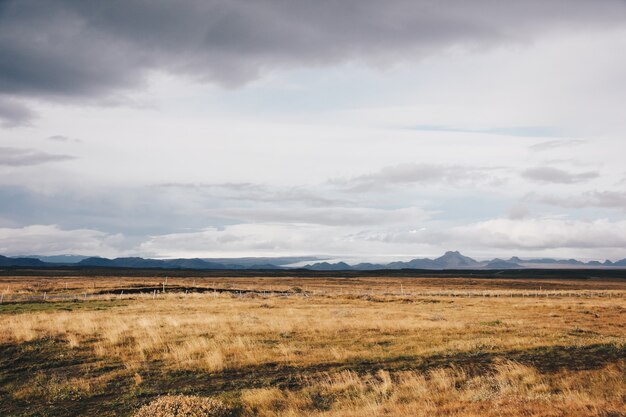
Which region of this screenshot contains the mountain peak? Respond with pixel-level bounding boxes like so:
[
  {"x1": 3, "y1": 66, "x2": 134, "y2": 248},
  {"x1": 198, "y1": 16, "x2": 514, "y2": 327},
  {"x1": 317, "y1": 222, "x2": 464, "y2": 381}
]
[{"x1": 434, "y1": 251, "x2": 478, "y2": 267}]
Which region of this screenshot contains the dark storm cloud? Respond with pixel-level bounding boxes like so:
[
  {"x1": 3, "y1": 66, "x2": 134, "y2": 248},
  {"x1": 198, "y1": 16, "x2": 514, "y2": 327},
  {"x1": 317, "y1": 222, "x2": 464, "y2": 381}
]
[
  {"x1": 1, "y1": 0, "x2": 626, "y2": 102},
  {"x1": 521, "y1": 167, "x2": 599, "y2": 184},
  {"x1": 0, "y1": 147, "x2": 75, "y2": 166}
]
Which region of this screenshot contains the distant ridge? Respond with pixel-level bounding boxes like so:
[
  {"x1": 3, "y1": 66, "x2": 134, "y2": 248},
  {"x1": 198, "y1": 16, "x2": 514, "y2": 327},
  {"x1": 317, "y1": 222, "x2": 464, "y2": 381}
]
[
  {"x1": 1, "y1": 252, "x2": 626, "y2": 270},
  {"x1": 0, "y1": 255, "x2": 47, "y2": 267},
  {"x1": 303, "y1": 251, "x2": 626, "y2": 271},
  {"x1": 75, "y1": 257, "x2": 282, "y2": 270}
]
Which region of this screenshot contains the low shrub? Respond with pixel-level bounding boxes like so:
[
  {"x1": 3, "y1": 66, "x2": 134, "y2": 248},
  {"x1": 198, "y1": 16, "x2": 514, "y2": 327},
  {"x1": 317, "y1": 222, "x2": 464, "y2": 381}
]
[{"x1": 134, "y1": 395, "x2": 231, "y2": 417}]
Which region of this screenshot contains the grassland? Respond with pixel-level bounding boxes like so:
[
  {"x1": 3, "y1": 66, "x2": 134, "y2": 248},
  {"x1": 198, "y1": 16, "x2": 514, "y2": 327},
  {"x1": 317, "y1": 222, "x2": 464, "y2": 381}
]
[{"x1": 0, "y1": 274, "x2": 624, "y2": 416}]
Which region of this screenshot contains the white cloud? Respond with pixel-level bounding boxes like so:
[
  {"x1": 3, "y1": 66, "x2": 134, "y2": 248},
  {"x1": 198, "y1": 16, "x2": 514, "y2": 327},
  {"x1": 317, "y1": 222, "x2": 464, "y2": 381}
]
[
  {"x1": 208, "y1": 206, "x2": 431, "y2": 226},
  {"x1": 521, "y1": 167, "x2": 599, "y2": 184},
  {"x1": 451, "y1": 218, "x2": 626, "y2": 251},
  {"x1": 0, "y1": 225, "x2": 124, "y2": 257}
]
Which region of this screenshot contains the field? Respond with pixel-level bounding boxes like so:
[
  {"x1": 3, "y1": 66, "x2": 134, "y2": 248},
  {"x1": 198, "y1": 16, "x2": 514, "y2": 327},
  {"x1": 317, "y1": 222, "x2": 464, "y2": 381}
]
[{"x1": 0, "y1": 272, "x2": 625, "y2": 416}]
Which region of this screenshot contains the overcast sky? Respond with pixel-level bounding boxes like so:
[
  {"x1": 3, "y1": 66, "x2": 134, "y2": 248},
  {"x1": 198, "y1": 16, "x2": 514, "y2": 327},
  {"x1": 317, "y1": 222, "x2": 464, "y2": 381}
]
[{"x1": 1, "y1": 0, "x2": 626, "y2": 261}]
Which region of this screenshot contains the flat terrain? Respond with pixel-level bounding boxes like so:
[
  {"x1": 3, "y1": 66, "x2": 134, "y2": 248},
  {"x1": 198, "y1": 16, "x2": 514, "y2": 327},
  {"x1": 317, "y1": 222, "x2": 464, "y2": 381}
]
[{"x1": 0, "y1": 273, "x2": 625, "y2": 416}]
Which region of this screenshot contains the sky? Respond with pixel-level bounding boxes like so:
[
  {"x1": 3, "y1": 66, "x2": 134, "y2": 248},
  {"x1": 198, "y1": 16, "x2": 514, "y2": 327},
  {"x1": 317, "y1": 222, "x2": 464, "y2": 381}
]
[{"x1": 1, "y1": 0, "x2": 626, "y2": 261}]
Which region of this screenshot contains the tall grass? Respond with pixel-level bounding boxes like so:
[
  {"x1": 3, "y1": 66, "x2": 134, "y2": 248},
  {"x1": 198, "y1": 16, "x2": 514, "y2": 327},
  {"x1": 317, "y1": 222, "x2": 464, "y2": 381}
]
[
  {"x1": 235, "y1": 361, "x2": 626, "y2": 416},
  {"x1": 1, "y1": 292, "x2": 624, "y2": 372}
]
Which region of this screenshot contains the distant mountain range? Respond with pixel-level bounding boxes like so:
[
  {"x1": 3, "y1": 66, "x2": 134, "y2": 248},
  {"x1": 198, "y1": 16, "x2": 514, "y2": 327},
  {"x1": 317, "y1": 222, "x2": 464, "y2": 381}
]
[
  {"x1": 303, "y1": 251, "x2": 626, "y2": 270},
  {"x1": 0, "y1": 255, "x2": 316, "y2": 270},
  {"x1": 1, "y1": 251, "x2": 626, "y2": 270}
]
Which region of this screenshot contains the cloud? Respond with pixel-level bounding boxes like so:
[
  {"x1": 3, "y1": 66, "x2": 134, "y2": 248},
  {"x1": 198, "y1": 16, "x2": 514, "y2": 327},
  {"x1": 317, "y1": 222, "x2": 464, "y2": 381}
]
[
  {"x1": 409, "y1": 125, "x2": 561, "y2": 138},
  {"x1": 0, "y1": 147, "x2": 75, "y2": 166},
  {"x1": 1, "y1": 0, "x2": 626, "y2": 104},
  {"x1": 507, "y1": 204, "x2": 531, "y2": 220},
  {"x1": 336, "y1": 163, "x2": 502, "y2": 191},
  {"x1": 136, "y1": 216, "x2": 626, "y2": 259},
  {"x1": 47, "y1": 135, "x2": 81, "y2": 143},
  {"x1": 450, "y1": 217, "x2": 626, "y2": 250},
  {"x1": 536, "y1": 190, "x2": 626, "y2": 210},
  {"x1": 364, "y1": 216, "x2": 626, "y2": 255},
  {"x1": 529, "y1": 139, "x2": 586, "y2": 151},
  {"x1": 156, "y1": 182, "x2": 349, "y2": 206},
  {"x1": 208, "y1": 206, "x2": 431, "y2": 226},
  {"x1": 137, "y1": 223, "x2": 342, "y2": 258},
  {"x1": 521, "y1": 167, "x2": 599, "y2": 184},
  {"x1": 0, "y1": 97, "x2": 36, "y2": 127},
  {"x1": 0, "y1": 224, "x2": 123, "y2": 257}
]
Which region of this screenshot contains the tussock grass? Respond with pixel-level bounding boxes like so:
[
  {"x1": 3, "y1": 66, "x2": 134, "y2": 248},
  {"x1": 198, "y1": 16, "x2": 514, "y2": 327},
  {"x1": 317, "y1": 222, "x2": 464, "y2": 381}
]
[{"x1": 281, "y1": 360, "x2": 625, "y2": 416}]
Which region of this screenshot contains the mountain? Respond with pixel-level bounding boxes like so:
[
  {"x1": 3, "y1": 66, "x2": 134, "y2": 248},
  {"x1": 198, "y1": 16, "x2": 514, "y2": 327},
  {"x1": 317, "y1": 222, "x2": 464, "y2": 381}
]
[
  {"x1": 0, "y1": 255, "x2": 47, "y2": 267},
  {"x1": 485, "y1": 259, "x2": 521, "y2": 269},
  {"x1": 304, "y1": 261, "x2": 352, "y2": 271},
  {"x1": 382, "y1": 251, "x2": 480, "y2": 270},
  {"x1": 522, "y1": 258, "x2": 584, "y2": 265},
  {"x1": 433, "y1": 251, "x2": 480, "y2": 268},
  {"x1": 20, "y1": 255, "x2": 88, "y2": 264},
  {"x1": 75, "y1": 257, "x2": 274, "y2": 269},
  {"x1": 163, "y1": 258, "x2": 228, "y2": 269},
  {"x1": 77, "y1": 257, "x2": 117, "y2": 267},
  {"x1": 388, "y1": 258, "x2": 437, "y2": 269},
  {"x1": 202, "y1": 256, "x2": 321, "y2": 267},
  {"x1": 614, "y1": 258, "x2": 626, "y2": 267},
  {"x1": 2, "y1": 252, "x2": 626, "y2": 271},
  {"x1": 353, "y1": 262, "x2": 386, "y2": 271}
]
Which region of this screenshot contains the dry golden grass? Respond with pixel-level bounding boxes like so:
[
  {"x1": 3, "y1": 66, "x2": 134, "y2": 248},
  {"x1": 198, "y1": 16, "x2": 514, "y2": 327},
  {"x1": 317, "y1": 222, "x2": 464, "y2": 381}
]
[
  {"x1": 1, "y1": 275, "x2": 624, "y2": 416},
  {"x1": 237, "y1": 360, "x2": 626, "y2": 417},
  {"x1": 2, "y1": 290, "x2": 623, "y2": 373}
]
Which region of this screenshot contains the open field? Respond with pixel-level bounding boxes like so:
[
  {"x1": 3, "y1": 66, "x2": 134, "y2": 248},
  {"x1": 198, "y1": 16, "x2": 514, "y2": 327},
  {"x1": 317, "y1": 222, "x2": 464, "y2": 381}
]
[{"x1": 1, "y1": 273, "x2": 625, "y2": 416}]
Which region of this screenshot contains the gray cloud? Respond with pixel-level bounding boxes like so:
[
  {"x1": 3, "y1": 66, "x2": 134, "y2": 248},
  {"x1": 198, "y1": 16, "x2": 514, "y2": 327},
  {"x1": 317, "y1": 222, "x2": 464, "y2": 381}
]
[
  {"x1": 537, "y1": 191, "x2": 626, "y2": 210},
  {"x1": 157, "y1": 182, "x2": 349, "y2": 206},
  {"x1": 208, "y1": 206, "x2": 430, "y2": 227},
  {"x1": 0, "y1": 224, "x2": 123, "y2": 257},
  {"x1": 336, "y1": 163, "x2": 502, "y2": 191},
  {"x1": 521, "y1": 167, "x2": 599, "y2": 184},
  {"x1": 0, "y1": 97, "x2": 36, "y2": 127},
  {"x1": 529, "y1": 139, "x2": 586, "y2": 152},
  {"x1": 47, "y1": 135, "x2": 81, "y2": 143},
  {"x1": 0, "y1": 147, "x2": 75, "y2": 166},
  {"x1": 1, "y1": 0, "x2": 626, "y2": 104}
]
